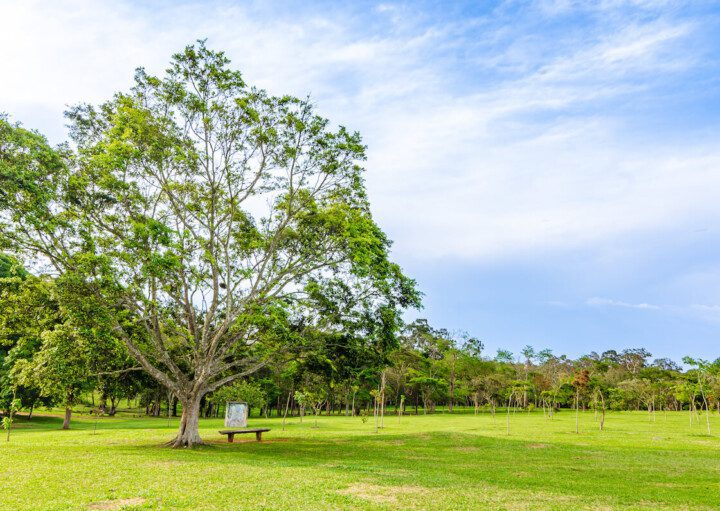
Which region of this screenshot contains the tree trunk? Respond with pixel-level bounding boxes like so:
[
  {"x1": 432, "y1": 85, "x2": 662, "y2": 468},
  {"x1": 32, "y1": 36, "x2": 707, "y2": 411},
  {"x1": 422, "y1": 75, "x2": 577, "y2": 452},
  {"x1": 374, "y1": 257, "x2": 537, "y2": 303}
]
[
  {"x1": 170, "y1": 396, "x2": 204, "y2": 448},
  {"x1": 99, "y1": 392, "x2": 108, "y2": 415},
  {"x1": 575, "y1": 389, "x2": 580, "y2": 434},
  {"x1": 448, "y1": 379, "x2": 454, "y2": 412},
  {"x1": 167, "y1": 389, "x2": 174, "y2": 418},
  {"x1": 282, "y1": 391, "x2": 291, "y2": 430},
  {"x1": 62, "y1": 407, "x2": 72, "y2": 430}
]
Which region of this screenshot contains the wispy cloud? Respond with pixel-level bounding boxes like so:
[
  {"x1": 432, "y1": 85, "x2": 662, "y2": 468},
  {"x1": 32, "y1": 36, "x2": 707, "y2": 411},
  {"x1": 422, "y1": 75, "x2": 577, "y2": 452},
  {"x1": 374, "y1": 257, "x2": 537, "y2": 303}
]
[
  {"x1": 586, "y1": 297, "x2": 661, "y2": 310},
  {"x1": 1, "y1": 0, "x2": 718, "y2": 265},
  {"x1": 3, "y1": 0, "x2": 720, "y2": 358}
]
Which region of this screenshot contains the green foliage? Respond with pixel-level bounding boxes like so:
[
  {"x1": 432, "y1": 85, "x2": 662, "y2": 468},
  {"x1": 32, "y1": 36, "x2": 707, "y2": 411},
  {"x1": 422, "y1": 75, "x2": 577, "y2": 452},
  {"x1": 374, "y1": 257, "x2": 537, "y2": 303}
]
[
  {"x1": 2, "y1": 396, "x2": 20, "y2": 440},
  {"x1": 211, "y1": 381, "x2": 267, "y2": 415},
  {"x1": 0, "y1": 43, "x2": 419, "y2": 447}
]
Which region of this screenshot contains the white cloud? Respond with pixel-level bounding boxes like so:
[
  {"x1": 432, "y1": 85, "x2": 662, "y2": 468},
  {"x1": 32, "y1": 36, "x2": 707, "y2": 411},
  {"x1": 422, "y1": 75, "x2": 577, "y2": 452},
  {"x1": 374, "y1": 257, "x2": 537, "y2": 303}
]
[
  {"x1": 586, "y1": 297, "x2": 661, "y2": 310},
  {"x1": 0, "y1": 0, "x2": 717, "y2": 266}
]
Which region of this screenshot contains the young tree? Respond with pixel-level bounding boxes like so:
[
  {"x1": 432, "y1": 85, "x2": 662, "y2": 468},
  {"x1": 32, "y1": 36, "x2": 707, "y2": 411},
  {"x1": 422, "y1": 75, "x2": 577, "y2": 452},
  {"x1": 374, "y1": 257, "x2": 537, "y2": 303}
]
[
  {"x1": 683, "y1": 357, "x2": 712, "y2": 435},
  {"x1": 589, "y1": 376, "x2": 608, "y2": 430},
  {"x1": 211, "y1": 380, "x2": 267, "y2": 418},
  {"x1": 13, "y1": 321, "x2": 93, "y2": 429},
  {"x1": 0, "y1": 43, "x2": 418, "y2": 446},
  {"x1": 620, "y1": 348, "x2": 652, "y2": 376},
  {"x1": 521, "y1": 345, "x2": 536, "y2": 407},
  {"x1": 0, "y1": 254, "x2": 37, "y2": 414},
  {"x1": 2, "y1": 392, "x2": 19, "y2": 442},
  {"x1": 572, "y1": 369, "x2": 590, "y2": 434},
  {"x1": 495, "y1": 349, "x2": 514, "y2": 364}
]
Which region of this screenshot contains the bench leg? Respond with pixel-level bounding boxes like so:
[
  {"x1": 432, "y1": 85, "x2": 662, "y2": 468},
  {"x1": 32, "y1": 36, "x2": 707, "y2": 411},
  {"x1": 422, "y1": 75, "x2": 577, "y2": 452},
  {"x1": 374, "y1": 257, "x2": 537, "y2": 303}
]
[
  {"x1": 256, "y1": 431, "x2": 262, "y2": 442},
  {"x1": 228, "y1": 433, "x2": 234, "y2": 443}
]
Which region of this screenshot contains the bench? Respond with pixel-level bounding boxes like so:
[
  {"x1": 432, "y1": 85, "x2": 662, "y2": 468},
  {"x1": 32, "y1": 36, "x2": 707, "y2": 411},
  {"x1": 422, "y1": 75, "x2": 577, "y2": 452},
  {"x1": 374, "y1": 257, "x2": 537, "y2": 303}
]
[{"x1": 218, "y1": 428, "x2": 270, "y2": 443}]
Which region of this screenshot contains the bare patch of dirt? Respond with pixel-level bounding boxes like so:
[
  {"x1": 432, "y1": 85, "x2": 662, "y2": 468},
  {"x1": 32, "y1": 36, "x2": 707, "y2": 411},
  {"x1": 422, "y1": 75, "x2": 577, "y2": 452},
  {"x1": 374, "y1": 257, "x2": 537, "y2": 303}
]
[
  {"x1": 88, "y1": 497, "x2": 146, "y2": 510},
  {"x1": 527, "y1": 443, "x2": 550, "y2": 449},
  {"x1": 454, "y1": 446, "x2": 480, "y2": 453},
  {"x1": 147, "y1": 460, "x2": 183, "y2": 469},
  {"x1": 338, "y1": 483, "x2": 431, "y2": 505},
  {"x1": 653, "y1": 482, "x2": 681, "y2": 488}
]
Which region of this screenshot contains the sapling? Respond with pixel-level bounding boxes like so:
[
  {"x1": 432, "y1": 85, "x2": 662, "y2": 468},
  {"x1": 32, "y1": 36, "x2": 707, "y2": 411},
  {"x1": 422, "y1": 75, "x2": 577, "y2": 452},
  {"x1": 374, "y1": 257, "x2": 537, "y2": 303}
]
[
  {"x1": 3, "y1": 393, "x2": 20, "y2": 442},
  {"x1": 379, "y1": 371, "x2": 387, "y2": 429},
  {"x1": 294, "y1": 391, "x2": 308, "y2": 424},
  {"x1": 351, "y1": 385, "x2": 359, "y2": 417},
  {"x1": 370, "y1": 389, "x2": 380, "y2": 433},
  {"x1": 684, "y1": 357, "x2": 713, "y2": 435},
  {"x1": 505, "y1": 389, "x2": 519, "y2": 436},
  {"x1": 282, "y1": 391, "x2": 292, "y2": 431},
  {"x1": 506, "y1": 396, "x2": 511, "y2": 435},
  {"x1": 572, "y1": 370, "x2": 590, "y2": 434},
  {"x1": 91, "y1": 408, "x2": 101, "y2": 435},
  {"x1": 310, "y1": 398, "x2": 325, "y2": 429}
]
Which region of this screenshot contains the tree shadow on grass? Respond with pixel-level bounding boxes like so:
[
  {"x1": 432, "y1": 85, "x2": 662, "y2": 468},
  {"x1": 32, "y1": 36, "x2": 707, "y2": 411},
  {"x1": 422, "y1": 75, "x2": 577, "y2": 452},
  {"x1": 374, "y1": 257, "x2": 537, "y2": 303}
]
[
  {"x1": 120, "y1": 429, "x2": 720, "y2": 509},
  {"x1": 9, "y1": 413, "x2": 64, "y2": 429}
]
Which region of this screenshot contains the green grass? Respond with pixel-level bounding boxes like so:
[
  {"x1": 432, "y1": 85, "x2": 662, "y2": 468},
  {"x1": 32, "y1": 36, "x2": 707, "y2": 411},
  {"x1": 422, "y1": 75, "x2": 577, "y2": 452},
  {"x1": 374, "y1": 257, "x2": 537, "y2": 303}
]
[{"x1": 1, "y1": 409, "x2": 719, "y2": 510}]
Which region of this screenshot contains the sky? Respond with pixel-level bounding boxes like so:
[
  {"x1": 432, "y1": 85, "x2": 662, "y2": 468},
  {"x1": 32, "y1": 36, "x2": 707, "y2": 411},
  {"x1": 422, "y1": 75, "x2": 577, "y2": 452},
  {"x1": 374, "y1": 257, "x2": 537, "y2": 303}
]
[{"x1": 2, "y1": 0, "x2": 720, "y2": 362}]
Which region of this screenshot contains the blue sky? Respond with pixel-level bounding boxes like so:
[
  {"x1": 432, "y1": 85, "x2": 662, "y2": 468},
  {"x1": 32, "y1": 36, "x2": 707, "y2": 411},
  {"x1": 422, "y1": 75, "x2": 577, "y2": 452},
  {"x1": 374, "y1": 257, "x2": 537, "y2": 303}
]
[{"x1": 2, "y1": 0, "x2": 720, "y2": 362}]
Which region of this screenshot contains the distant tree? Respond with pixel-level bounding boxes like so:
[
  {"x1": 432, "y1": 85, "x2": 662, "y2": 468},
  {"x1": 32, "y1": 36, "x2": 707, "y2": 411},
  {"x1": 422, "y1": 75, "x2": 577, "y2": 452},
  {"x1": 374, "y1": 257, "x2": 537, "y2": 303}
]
[
  {"x1": 13, "y1": 321, "x2": 93, "y2": 429},
  {"x1": 652, "y1": 358, "x2": 681, "y2": 371},
  {"x1": 462, "y1": 336, "x2": 484, "y2": 358},
  {"x1": 408, "y1": 373, "x2": 447, "y2": 414},
  {"x1": 589, "y1": 376, "x2": 608, "y2": 430},
  {"x1": 536, "y1": 349, "x2": 554, "y2": 364},
  {"x1": 495, "y1": 349, "x2": 514, "y2": 364},
  {"x1": 620, "y1": 348, "x2": 652, "y2": 375},
  {"x1": 0, "y1": 275, "x2": 69, "y2": 421},
  {"x1": 601, "y1": 350, "x2": 621, "y2": 364},
  {"x1": 683, "y1": 357, "x2": 712, "y2": 435},
  {"x1": 211, "y1": 380, "x2": 267, "y2": 418},
  {"x1": 520, "y1": 345, "x2": 536, "y2": 406},
  {"x1": 572, "y1": 369, "x2": 590, "y2": 434}
]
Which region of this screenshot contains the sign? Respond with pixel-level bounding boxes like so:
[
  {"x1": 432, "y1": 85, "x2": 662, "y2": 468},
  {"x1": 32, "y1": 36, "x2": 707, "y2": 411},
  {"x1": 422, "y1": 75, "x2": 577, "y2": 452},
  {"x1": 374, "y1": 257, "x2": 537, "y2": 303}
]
[{"x1": 224, "y1": 401, "x2": 248, "y2": 428}]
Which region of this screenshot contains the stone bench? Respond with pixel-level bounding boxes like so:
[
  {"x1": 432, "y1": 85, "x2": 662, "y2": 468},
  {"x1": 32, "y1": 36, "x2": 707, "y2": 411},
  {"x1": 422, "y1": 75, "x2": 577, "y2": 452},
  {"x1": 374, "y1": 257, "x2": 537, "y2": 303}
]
[{"x1": 218, "y1": 428, "x2": 270, "y2": 443}]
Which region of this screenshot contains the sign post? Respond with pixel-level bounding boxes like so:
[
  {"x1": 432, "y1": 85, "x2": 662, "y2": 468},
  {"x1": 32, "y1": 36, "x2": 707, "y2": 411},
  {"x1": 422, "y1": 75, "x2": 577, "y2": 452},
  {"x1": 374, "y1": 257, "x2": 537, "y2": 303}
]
[{"x1": 224, "y1": 401, "x2": 248, "y2": 428}]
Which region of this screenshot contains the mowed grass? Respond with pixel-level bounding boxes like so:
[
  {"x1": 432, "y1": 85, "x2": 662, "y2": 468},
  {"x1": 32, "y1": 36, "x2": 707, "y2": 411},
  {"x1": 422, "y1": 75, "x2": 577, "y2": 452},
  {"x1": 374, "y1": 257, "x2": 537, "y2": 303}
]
[{"x1": 1, "y1": 409, "x2": 719, "y2": 511}]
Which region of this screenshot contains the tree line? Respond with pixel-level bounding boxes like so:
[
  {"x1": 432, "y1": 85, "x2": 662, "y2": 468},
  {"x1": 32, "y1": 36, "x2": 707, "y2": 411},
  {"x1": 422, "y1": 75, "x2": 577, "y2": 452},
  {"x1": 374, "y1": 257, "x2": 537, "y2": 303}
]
[{"x1": 2, "y1": 263, "x2": 717, "y2": 436}]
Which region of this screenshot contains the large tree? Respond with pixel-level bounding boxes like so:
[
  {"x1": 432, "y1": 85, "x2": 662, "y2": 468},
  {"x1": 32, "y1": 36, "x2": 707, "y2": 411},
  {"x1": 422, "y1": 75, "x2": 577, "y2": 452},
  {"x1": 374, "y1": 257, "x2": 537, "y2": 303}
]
[{"x1": 0, "y1": 42, "x2": 419, "y2": 446}]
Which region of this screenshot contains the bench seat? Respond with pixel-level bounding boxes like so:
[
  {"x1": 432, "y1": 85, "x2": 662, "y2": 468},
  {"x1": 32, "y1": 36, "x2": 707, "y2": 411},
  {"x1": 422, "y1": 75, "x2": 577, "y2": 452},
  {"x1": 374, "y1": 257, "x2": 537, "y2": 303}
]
[{"x1": 218, "y1": 428, "x2": 271, "y2": 443}]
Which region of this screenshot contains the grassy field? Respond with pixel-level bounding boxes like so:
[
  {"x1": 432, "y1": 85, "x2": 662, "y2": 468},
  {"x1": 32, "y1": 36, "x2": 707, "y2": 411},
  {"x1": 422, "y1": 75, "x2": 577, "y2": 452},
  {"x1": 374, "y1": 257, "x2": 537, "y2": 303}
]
[{"x1": 1, "y1": 408, "x2": 719, "y2": 511}]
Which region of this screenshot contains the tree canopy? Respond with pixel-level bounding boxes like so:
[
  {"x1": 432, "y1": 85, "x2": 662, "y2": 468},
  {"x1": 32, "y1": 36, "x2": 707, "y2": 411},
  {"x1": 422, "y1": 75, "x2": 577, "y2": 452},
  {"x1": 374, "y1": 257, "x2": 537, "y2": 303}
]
[{"x1": 0, "y1": 41, "x2": 419, "y2": 446}]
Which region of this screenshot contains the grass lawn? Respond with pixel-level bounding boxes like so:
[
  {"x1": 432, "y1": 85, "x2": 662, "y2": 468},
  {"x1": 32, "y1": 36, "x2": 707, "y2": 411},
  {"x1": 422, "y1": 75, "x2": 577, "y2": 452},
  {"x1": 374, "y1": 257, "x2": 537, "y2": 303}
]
[{"x1": 1, "y1": 408, "x2": 719, "y2": 510}]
